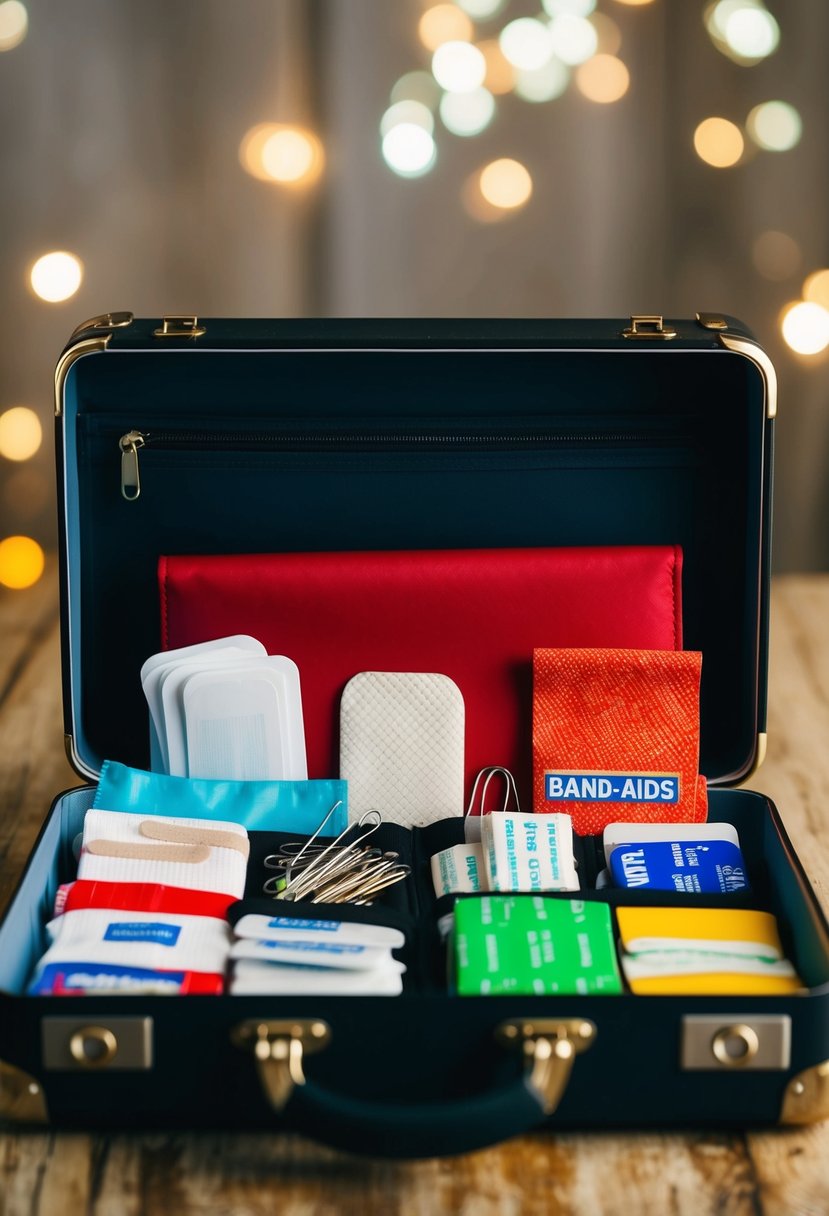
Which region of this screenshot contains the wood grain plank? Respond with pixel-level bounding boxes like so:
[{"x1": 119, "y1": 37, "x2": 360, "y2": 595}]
[
  {"x1": 0, "y1": 572, "x2": 77, "y2": 914},
  {"x1": 3, "y1": 575, "x2": 829, "y2": 1214}
]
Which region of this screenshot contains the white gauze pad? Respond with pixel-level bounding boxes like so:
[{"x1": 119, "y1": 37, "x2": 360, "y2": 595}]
[
  {"x1": 142, "y1": 637, "x2": 266, "y2": 772},
  {"x1": 230, "y1": 960, "x2": 403, "y2": 996},
  {"x1": 181, "y1": 657, "x2": 306, "y2": 782}
]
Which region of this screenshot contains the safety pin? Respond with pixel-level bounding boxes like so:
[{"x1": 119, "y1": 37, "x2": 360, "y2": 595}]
[
  {"x1": 310, "y1": 853, "x2": 401, "y2": 904},
  {"x1": 279, "y1": 810, "x2": 382, "y2": 900}
]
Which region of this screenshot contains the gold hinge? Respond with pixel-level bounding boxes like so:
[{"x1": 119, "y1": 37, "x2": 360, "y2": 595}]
[
  {"x1": 232, "y1": 1019, "x2": 331, "y2": 1112},
  {"x1": 153, "y1": 315, "x2": 206, "y2": 339},
  {"x1": 622, "y1": 315, "x2": 677, "y2": 340},
  {"x1": 496, "y1": 1018, "x2": 597, "y2": 1115},
  {"x1": 780, "y1": 1060, "x2": 829, "y2": 1125},
  {"x1": 69, "y1": 312, "x2": 134, "y2": 341},
  {"x1": 0, "y1": 1059, "x2": 49, "y2": 1125},
  {"x1": 696, "y1": 312, "x2": 729, "y2": 330}
]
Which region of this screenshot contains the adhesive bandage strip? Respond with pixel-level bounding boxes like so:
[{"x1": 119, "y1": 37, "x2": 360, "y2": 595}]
[
  {"x1": 40, "y1": 909, "x2": 231, "y2": 973},
  {"x1": 78, "y1": 810, "x2": 248, "y2": 897},
  {"x1": 138, "y1": 820, "x2": 250, "y2": 858}
]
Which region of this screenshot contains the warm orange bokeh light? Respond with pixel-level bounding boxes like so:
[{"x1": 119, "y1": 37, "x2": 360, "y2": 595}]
[{"x1": 0, "y1": 535, "x2": 45, "y2": 589}]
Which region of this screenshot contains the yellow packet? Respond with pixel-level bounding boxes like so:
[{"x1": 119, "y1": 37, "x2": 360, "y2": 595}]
[
  {"x1": 616, "y1": 906, "x2": 785, "y2": 961},
  {"x1": 624, "y1": 972, "x2": 803, "y2": 996}
]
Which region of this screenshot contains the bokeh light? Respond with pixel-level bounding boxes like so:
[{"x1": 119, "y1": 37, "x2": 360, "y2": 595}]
[
  {"x1": 478, "y1": 158, "x2": 533, "y2": 210},
  {"x1": 382, "y1": 124, "x2": 437, "y2": 177},
  {"x1": 543, "y1": 0, "x2": 597, "y2": 16},
  {"x1": 419, "y1": 4, "x2": 473, "y2": 52},
  {"x1": 391, "y1": 70, "x2": 441, "y2": 109},
  {"x1": 746, "y1": 100, "x2": 802, "y2": 152},
  {"x1": 457, "y1": 0, "x2": 506, "y2": 17},
  {"x1": 611, "y1": 0, "x2": 656, "y2": 5},
  {"x1": 240, "y1": 123, "x2": 324, "y2": 186},
  {"x1": 706, "y1": 1, "x2": 780, "y2": 64},
  {"x1": 29, "y1": 252, "x2": 83, "y2": 303},
  {"x1": 575, "y1": 54, "x2": 630, "y2": 103},
  {"x1": 693, "y1": 117, "x2": 744, "y2": 167},
  {"x1": 514, "y1": 58, "x2": 570, "y2": 103},
  {"x1": 432, "y1": 40, "x2": 486, "y2": 92},
  {"x1": 781, "y1": 301, "x2": 829, "y2": 356},
  {"x1": 499, "y1": 18, "x2": 554, "y2": 71},
  {"x1": 723, "y1": 5, "x2": 779, "y2": 60},
  {"x1": 752, "y1": 230, "x2": 801, "y2": 281},
  {"x1": 803, "y1": 269, "x2": 829, "y2": 311},
  {"x1": 261, "y1": 127, "x2": 323, "y2": 184},
  {"x1": 477, "y1": 38, "x2": 515, "y2": 94},
  {"x1": 440, "y1": 87, "x2": 495, "y2": 136},
  {"x1": 589, "y1": 12, "x2": 622, "y2": 54},
  {"x1": 0, "y1": 407, "x2": 42, "y2": 462},
  {"x1": 0, "y1": 535, "x2": 45, "y2": 590},
  {"x1": 0, "y1": 1, "x2": 27, "y2": 52},
  {"x1": 548, "y1": 14, "x2": 598, "y2": 65},
  {"x1": 381, "y1": 100, "x2": 434, "y2": 138}
]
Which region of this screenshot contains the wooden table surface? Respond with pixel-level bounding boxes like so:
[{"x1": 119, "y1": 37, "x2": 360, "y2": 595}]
[{"x1": 2, "y1": 569, "x2": 829, "y2": 1216}]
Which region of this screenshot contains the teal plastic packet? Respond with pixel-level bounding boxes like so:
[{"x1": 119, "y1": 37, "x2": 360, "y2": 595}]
[{"x1": 92, "y1": 760, "x2": 348, "y2": 834}]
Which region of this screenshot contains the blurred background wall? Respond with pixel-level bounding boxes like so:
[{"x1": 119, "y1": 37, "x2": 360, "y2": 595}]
[{"x1": 0, "y1": 0, "x2": 826, "y2": 588}]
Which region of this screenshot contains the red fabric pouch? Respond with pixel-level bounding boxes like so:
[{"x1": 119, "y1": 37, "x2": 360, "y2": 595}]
[
  {"x1": 533, "y1": 647, "x2": 707, "y2": 834},
  {"x1": 160, "y1": 545, "x2": 683, "y2": 795}
]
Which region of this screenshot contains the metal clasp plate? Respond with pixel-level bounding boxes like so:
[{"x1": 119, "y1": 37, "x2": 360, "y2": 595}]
[
  {"x1": 496, "y1": 1018, "x2": 596, "y2": 1114},
  {"x1": 232, "y1": 1019, "x2": 332, "y2": 1112},
  {"x1": 153, "y1": 314, "x2": 206, "y2": 338},
  {"x1": 622, "y1": 315, "x2": 677, "y2": 340}
]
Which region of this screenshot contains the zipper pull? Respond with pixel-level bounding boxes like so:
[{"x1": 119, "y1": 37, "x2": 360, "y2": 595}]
[{"x1": 119, "y1": 430, "x2": 145, "y2": 501}]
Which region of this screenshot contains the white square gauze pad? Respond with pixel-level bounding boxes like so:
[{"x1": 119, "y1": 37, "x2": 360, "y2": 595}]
[{"x1": 340, "y1": 672, "x2": 464, "y2": 828}]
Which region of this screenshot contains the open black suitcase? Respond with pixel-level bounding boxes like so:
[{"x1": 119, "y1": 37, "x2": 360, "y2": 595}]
[{"x1": 1, "y1": 311, "x2": 829, "y2": 1159}]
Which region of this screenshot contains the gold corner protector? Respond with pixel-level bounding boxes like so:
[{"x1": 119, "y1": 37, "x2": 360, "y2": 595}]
[
  {"x1": 718, "y1": 332, "x2": 778, "y2": 419},
  {"x1": 0, "y1": 1060, "x2": 49, "y2": 1125},
  {"x1": 54, "y1": 335, "x2": 111, "y2": 417},
  {"x1": 69, "y1": 312, "x2": 133, "y2": 341},
  {"x1": 780, "y1": 1060, "x2": 829, "y2": 1125}
]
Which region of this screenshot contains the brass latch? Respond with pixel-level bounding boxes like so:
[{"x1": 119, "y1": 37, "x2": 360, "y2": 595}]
[
  {"x1": 622, "y1": 315, "x2": 677, "y2": 340},
  {"x1": 496, "y1": 1018, "x2": 596, "y2": 1114},
  {"x1": 153, "y1": 314, "x2": 206, "y2": 338},
  {"x1": 232, "y1": 1019, "x2": 331, "y2": 1111}
]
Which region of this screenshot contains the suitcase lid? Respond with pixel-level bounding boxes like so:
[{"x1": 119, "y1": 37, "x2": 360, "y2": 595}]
[{"x1": 55, "y1": 313, "x2": 774, "y2": 790}]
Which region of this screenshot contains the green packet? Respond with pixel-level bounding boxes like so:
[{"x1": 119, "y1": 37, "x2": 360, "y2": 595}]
[{"x1": 453, "y1": 895, "x2": 623, "y2": 996}]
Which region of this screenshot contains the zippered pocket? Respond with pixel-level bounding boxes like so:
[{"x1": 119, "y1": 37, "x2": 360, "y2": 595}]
[{"x1": 114, "y1": 422, "x2": 698, "y2": 502}]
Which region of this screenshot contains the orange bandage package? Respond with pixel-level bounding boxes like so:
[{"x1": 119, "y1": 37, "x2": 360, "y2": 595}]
[{"x1": 533, "y1": 648, "x2": 707, "y2": 835}]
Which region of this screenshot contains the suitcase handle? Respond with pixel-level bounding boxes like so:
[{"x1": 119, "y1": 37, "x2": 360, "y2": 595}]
[{"x1": 233, "y1": 1016, "x2": 596, "y2": 1158}]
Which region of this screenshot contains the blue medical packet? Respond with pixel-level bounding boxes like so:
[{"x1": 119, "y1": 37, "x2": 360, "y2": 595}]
[{"x1": 609, "y1": 838, "x2": 749, "y2": 894}]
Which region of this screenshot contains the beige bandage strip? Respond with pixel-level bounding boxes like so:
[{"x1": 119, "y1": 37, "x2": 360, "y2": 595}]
[
  {"x1": 85, "y1": 839, "x2": 211, "y2": 863},
  {"x1": 138, "y1": 820, "x2": 251, "y2": 860}
]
